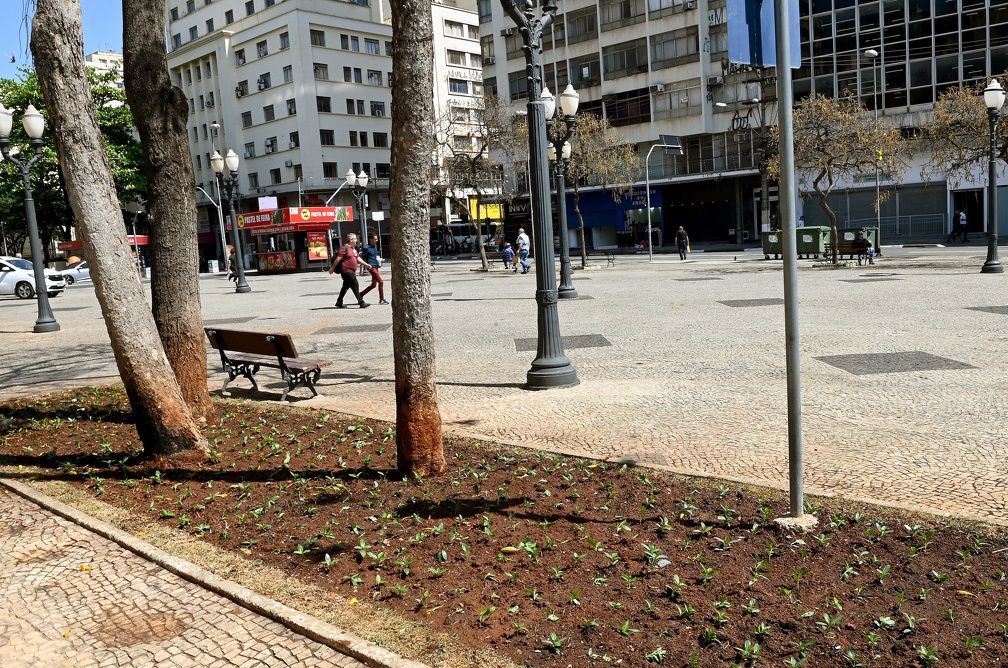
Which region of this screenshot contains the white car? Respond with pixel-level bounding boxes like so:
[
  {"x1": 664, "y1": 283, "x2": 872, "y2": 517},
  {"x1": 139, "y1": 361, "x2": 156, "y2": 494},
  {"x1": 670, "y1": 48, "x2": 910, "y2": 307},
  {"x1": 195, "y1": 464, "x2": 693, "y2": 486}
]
[
  {"x1": 0, "y1": 256, "x2": 66, "y2": 299},
  {"x1": 63, "y1": 260, "x2": 91, "y2": 285}
]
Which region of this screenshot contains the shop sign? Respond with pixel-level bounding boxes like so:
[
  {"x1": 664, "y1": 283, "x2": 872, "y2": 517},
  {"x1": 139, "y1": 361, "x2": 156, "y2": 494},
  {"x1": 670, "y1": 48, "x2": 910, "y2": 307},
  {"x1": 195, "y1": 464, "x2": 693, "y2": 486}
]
[
  {"x1": 257, "y1": 250, "x2": 297, "y2": 271},
  {"x1": 307, "y1": 232, "x2": 329, "y2": 260}
]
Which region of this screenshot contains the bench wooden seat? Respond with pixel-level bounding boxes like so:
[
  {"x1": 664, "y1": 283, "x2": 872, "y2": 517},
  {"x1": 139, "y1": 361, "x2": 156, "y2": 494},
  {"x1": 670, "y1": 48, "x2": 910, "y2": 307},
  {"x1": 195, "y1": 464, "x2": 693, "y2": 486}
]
[
  {"x1": 824, "y1": 239, "x2": 873, "y2": 263},
  {"x1": 205, "y1": 328, "x2": 332, "y2": 402},
  {"x1": 589, "y1": 250, "x2": 616, "y2": 267}
]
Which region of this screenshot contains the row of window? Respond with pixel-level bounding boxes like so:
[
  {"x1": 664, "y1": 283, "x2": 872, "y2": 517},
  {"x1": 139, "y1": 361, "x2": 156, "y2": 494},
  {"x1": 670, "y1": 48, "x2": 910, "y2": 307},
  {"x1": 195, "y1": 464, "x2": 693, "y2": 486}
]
[{"x1": 477, "y1": 0, "x2": 694, "y2": 27}]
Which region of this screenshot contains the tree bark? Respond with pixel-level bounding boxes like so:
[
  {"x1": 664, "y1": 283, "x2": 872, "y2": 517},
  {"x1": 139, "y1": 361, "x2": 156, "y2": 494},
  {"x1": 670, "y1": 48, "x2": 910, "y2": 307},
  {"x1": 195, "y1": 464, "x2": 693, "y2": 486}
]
[
  {"x1": 32, "y1": 0, "x2": 207, "y2": 456},
  {"x1": 123, "y1": 0, "x2": 214, "y2": 422},
  {"x1": 389, "y1": 0, "x2": 445, "y2": 477}
]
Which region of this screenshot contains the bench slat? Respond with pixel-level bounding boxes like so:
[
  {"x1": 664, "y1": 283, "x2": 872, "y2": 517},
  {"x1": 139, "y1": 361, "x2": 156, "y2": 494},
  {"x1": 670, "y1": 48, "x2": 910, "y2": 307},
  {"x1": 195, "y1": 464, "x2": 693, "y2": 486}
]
[{"x1": 206, "y1": 328, "x2": 298, "y2": 358}]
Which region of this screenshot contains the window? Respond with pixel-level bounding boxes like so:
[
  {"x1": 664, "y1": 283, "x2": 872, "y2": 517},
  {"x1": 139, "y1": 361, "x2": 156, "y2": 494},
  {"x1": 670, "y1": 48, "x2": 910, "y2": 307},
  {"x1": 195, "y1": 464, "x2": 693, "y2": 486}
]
[
  {"x1": 320, "y1": 129, "x2": 335, "y2": 145},
  {"x1": 199, "y1": 95, "x2": 205, "y2": 109},
  {"x1": 359, "y1": 132, "x2": 368, "y2": 147},
  {"x1": 170, "y1": 7, "x2": 179, "y2": 21},
  {"x1": 207, "y1": 91, "x2": 214, "y2": 106},
  {"x1": 385, "y1": 41, "x2": 393, "y2": 56},
  {"x1": 257, "y1": 73, "x2": 271, "y2": 89},
  {"x1": 265, "y1": 136, "x2": 277, "y2": 153},
  {"x1": 373, "y1": 132, "x2": 388, "y2": 147},
  {"x1": 370, "y1": 101, "x2": 386, "y2": 116},
  {"x1": 257, "y1": 40, "x2": 268, "y2": 58},
  {"x1": 236, "y1": 80, "x2": 249, "y2": 96},
  {"x1": 484, "y1": 76, "x2": 497, "y2": 96},
  {"x1": 341, "y1": 34, "x2": 349, "y2": 50},
  {"x1": 346, "y1": 98, "x2": 356, "y2": 114},
  {"x1": 599, "y1": 0, "x2": 645, "y2": 30},
  {"x1": 244, "y1": 141, "x2": 256, "y2": 158},
  {"x1": 192, "y1": 126, "x2": 198, "y2": 141},
  {"x1": 279, "y1": 32, "x2": 290, "y2": 49},
  {"x1": 353, "y1": 68, "x2": 362, "y2": 83},
  {"x1": 283, "y1": 65, "x2": 293, "y2": 83},
  {"x1": 263, "y1": 104, "x2": 275, "y2": 121},
  {"x1": 445, "y1": 20, "x2": 465, "y2": 37},
  {"x1": 313, "y1": 63, "x2": 329, "y2": 80},
  {"x1": 235, "y1": 49, "x2": 246, "y2": 66},
  {"x1": 323, "y1": 162, "x2": 340, "y2": 178},
  {"x1": 468, "y1": 25, "x2": 480, "y2": 39},
  {"x1": 270, "y1": 168, "x2": 282, "y2": 185},
  {"x1": 478, "y1": 0, "x2": 492, "y2": 22},
  {"x1": 310, "y1": 29, "x2": 326, "y2": 46},
  {"x1": 602, "y1": 38, "x2": 648, "y2": 79},
  {"x1": 447, "y1": 50, "x2": 466, "y2": 66},
  {"x1": 365, "y1": 38, "x2": 380, "y2": 54},
  {"x1": 186, "y1": 0, "x2": 195, "y2": 12},
  {"x1": 265, "y1": 0, "x2": 274, "y2": 6},
  {"x1": 206, "y1": 18, "x2": 214, "y2": 32},
  {"x1": 508, "y1": 70, "x2": 527, "y2": 101},
  {"x1": 241, "y1": 111, "x2": 253, "y2": 127},
  {"x1": 289, "y1": 131, "x2": 299, "y2": 148},
  {"x1": 375, "y1": 163, "x2": 391, "y2": 178},
  {"x1": 287, "y1": 98, "x2": 296, "y2": 115},
  {"x1": 449, "y1": 78, "x2": 469, "y2": 94},
  {"x1": 172, "y1": 34, "x2": 182, "y2": 48},
  {"x1": 245, "y1": 0, "x2": 254, "y2": 15},
  {"x1": 349, "y1": 130, "x2": 358, "y2": 146},
  {"x1": 351, "y1": 36, "x2": 360, "y2": 51},
  {"x1": 205, "y1": 62, "x2": 212, "y2": 78},
  {"x1": 317, "y1": 96, "x2": 332, "y2": 112},
  {"x1": 357, "y1": 99, "x2": 365, "y2": 114},
  {"x1": 651, "y1": 26, "x2": 699, "y2": 69},
  {"x1": 248, "y1": 172, "x2": 259, "y2": 189},
  {"x1": 344, "y1": 66, "x2": 352, "y2": 82},
  {"x1": 225, "y1": 9, "x2": 233, "y2": 23},
  {"x1": 196, "y1": 154, "x2": 202, "y2": 169},
  {"x1": 367, "y1": 70, "x2": 382, "y2": 86},
  {"x1": 567, "y1": 7, "x2": 598, "y2": 44},
  {"x1": 186, "y1": 68, "x2": 193, "y2": 84}
]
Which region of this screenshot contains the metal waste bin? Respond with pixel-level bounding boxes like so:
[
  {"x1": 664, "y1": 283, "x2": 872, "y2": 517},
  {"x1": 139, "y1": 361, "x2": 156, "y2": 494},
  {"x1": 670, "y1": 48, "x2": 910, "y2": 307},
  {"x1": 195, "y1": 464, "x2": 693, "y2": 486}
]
[
  {"x1": 762, "y1": 230, "x2": 783, "y2": 259},
  {"x1": 797, "y1": 226, "x2": 829, "y2": 259}
]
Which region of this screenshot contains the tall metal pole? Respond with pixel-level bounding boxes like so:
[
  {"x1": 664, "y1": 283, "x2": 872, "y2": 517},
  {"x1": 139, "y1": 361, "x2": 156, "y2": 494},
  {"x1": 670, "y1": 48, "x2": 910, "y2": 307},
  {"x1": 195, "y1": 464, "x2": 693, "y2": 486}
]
[
  {"x1": 982, "y1": 100, "x2": 1003, "y2": 273},
  {"x1": 1, "y1": 135, "x2": 59, "y2": 333},
  {"x1": 354, "y1": 188, "x2": 368, "y2": 242},
  {"x1": 219, "y1": 170, "x2": 251, "y2": 292},
  {"x1": 774, "y1": 0, "x2": 804, "y2": 518},
  {"x1": 645, "y1": 145, "x2": 656, "y2": 263},
  {"x1": 872, "y1": 51, "x2": 882, "y2": 255},
  {"x1": 547, "y1": 113, "x2": 577, "y2": 299},
  {"x1": 500, "y1": 0, "x2": 577, "y2": 389}
]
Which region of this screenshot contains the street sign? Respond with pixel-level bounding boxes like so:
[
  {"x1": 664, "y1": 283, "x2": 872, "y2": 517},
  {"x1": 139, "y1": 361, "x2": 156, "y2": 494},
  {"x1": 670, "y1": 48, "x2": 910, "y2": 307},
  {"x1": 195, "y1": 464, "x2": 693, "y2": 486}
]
[{"x1": 726, "y1": 0, "x2": 800, "y2": 69}]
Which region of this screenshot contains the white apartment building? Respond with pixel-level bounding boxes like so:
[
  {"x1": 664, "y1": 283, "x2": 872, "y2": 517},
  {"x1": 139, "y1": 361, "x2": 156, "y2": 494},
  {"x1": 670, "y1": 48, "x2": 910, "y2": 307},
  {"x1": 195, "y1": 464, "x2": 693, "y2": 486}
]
[
  {"x1": 165, "y1": 0, "x2": 479, "y2": 265},
  {"x1": 85, "y1": 51, "x2": 125, "y2": 89},
  {"x1": 480, "y1": 1, "x2": 1008, "y2": 248}
]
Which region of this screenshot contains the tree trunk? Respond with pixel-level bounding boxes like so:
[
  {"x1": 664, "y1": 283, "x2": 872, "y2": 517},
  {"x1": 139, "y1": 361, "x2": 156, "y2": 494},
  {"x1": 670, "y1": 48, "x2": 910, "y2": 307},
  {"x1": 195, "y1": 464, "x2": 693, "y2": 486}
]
[
  {"x1": 389, "y1": 0, "x2": 445, "y2": 477},
  {"x1": 472, "y1": 193, "x2": 489, "y2": 270},
  {"x1": 123, "y1": 0, "x2": 214, "y2": 422},
  {"x1": 32, "y1": 0, "x2": 207, "y2": 456},
  {"x1": 572, "y1": 186, "x2": 588, "y2": 268}
]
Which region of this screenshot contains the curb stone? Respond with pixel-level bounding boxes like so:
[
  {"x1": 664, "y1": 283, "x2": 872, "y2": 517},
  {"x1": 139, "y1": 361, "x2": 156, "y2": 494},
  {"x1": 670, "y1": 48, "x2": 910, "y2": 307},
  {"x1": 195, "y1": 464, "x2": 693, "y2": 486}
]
[{"x1": 0, "y1": 477, "x2": 429, "y2": 668}]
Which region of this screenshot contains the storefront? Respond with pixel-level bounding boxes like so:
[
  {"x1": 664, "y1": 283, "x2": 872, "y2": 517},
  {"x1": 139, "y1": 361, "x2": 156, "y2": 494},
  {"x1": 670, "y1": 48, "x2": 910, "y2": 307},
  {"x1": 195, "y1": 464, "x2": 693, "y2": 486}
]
[{"x1": 238, "y1": 206, "x2": 353, "y2": 272}]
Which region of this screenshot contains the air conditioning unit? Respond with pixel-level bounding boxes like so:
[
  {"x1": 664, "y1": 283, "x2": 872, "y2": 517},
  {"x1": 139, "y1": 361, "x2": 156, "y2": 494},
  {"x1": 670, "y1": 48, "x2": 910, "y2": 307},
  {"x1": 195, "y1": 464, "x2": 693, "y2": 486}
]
[
  {"x1": 683, "y1": 0, "x2": 696, "y2": 8},
  {"x1": 235, "y1": 87, "x2": 244, "y2": 97},
  {"x1": 484, "y1": 56, "x2": 496, "y2": 65},
  {"x1": 284, "y1": 160, "x2": 293, "y2": 167},
  {"x1": 257, "y1": 79, "x2": 267, "y2": 90},
  {"x1": 650, "y1": 83, "x2": 665, "y2": 93},
  {"x1": 288, "y1": 141, "x2": 297, "y2": 149},
  {"x1": 708, "y1": 76, "x2": 724, "y2": 86},
  {"x1": 501, "y1": 28, "x2": 514, "y2": 36},
  {"x1": 205, "y1": 100, "x2": 214, "y2": 107},
  {"x1": 244, "y1": 149, "x2": 253, "y2": 158},
  {"x1": 257, "y1": 187, "x2": 266, "y2": 193}
]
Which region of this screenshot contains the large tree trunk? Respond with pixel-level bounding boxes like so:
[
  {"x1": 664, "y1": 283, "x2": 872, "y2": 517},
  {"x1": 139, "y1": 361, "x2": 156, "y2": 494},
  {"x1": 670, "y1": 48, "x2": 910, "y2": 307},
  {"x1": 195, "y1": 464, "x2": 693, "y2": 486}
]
[
  {"x1": 32, "y1": 0, "x2": 207, "y2": 456},
  {"x1": 123, "y1": 0, "x2": 213, "y2": 422},
  {"x1": 389, "y1": 0, "x2": 445, "y2": 477}
]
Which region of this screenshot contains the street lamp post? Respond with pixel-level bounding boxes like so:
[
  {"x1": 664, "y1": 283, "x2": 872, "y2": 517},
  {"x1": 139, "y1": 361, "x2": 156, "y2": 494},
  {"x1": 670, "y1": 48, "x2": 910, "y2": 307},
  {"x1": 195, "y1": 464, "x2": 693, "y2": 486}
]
[
  {"x1": 982, "y1": 79, "x2": 1005, "y2": 274},
  {"x1": 745, "y1": 97, "x2": 773, "y2": 239},
  {"x1": 499, "y1": 0, "x2": 577, "y2": 389},
  {"x1": 543, "y1": 84, "x2": 578, "y2": 299},
  {"x1": 209, "y1": 122, "x2": 228, "y2": 263},
  {"x1": 346, "y1": 168, "x2": 369, "y2": 243},
  {"x1": 211, "y1": 149, "x2": 251, "y2": 292},
  {"x1": 865, "y1": 49, "x2": 882, "y2": 255},
  {"x1": 0, "y1": 103, "x2": 59, "y2": 333},
  {"x1": 644, "y1": 134, "x2": 683, "y2": 262}
]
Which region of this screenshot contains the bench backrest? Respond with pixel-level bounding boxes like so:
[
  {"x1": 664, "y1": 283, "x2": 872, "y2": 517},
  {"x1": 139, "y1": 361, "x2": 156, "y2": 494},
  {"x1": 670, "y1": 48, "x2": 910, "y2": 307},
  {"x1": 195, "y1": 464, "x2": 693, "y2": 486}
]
[{"x1": 205, "y1": 328, "x2": 299, "y2": 359}]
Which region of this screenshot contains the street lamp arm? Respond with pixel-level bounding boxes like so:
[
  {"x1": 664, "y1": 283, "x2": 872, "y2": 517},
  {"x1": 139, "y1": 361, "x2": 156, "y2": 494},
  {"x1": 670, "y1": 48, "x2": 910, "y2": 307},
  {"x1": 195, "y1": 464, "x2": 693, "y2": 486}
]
[
  {"x1": 325, "y1": 181, "x2": 350, "y2": 206},
  {"x1": 195, "y1": 186, "x2": 221, "y2": 208}
]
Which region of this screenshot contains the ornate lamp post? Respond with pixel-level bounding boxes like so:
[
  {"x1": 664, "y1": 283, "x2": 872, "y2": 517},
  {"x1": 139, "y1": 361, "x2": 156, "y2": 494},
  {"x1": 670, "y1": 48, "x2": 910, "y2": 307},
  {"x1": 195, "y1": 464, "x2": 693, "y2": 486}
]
[
  {"x1": 543, "y1": 84, "x2": 579, "y2": 299},
  {"x1": 346, "y1": 168, "x2": 369, "y2": 242},
  {"x1": 864, "y1": 49, "x2": 882, "y2": 255},
  {"x1": 982, "y1": 79, "x2": 1005, "y2": 274},
  {"x1": 211, "y1": 149, "x2": 251, "y2": 292},
  {"x1": 499, "y1": 0, "x2": 578, "y2": 389},
  {"x1": 0, "y1": 103, "x2": 59, "y2": 333}
]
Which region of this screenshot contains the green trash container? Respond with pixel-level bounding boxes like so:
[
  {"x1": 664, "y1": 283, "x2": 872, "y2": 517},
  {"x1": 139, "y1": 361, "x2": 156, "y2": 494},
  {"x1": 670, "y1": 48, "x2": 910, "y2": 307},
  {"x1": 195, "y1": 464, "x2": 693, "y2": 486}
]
[
  {"x1": 796, "y1": 226, "x2": 829, "y2": 259},
  {"x1": 762, "y1": 229, "x2": 783, "y2": 259},
  {"x1": 839, "y1": 226, "x2": 878, "y2": 250}
]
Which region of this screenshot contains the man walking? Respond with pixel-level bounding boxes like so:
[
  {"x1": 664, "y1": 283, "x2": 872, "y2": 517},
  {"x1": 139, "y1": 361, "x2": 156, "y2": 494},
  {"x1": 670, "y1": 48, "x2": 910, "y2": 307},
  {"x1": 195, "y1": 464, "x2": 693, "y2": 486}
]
[
  {"x1": 328, "y1": 233, "x2": 369, "y2": 308},
  {"x1": 675, "y1": 226, "x2": 690, "y2": 260},
  {"x1": 516, "y1": 227, "x2": 531, "y2": 274},
  {"x1": 358, "y1": 233, "x2": 388, "y2": 304}
]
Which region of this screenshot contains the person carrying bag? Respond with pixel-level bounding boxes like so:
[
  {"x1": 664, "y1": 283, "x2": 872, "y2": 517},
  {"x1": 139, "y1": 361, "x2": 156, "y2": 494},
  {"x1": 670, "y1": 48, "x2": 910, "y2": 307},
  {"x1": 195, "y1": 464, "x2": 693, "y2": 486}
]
[{"x1": 328, "y1": 233, "x2": 370, "y2": 308}]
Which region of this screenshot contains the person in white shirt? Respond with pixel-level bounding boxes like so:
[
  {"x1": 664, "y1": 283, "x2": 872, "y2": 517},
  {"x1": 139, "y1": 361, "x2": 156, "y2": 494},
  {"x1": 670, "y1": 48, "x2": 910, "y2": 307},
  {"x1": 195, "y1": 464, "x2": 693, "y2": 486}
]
[{"x1": 516, "y1": 228, "x2": 531, "y2": 274}]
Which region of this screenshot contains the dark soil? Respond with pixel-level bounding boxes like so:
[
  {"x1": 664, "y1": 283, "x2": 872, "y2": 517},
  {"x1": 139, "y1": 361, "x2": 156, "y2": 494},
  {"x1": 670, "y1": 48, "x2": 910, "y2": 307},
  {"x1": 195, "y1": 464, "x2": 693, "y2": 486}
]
[{"x1": 2, "y1": 387, "x2": 1008, "y2": 667}]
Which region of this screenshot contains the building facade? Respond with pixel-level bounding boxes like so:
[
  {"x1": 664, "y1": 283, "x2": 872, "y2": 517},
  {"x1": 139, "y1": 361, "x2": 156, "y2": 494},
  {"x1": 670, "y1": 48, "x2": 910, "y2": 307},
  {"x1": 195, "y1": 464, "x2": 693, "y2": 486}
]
[
  {"x1": 165, "y1": 0, "x2": 479, "y2": 266},
  {"x1": 480, "y1": 0, "x2": 1008, "y2": 247}
]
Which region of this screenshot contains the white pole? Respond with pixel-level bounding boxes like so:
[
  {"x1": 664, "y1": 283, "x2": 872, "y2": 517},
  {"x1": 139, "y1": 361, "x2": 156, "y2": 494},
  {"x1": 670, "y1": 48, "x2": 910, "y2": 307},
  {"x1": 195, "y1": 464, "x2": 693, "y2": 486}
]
[{"x1": 645, "y1": 144, "x2": 657, "y2": 263}]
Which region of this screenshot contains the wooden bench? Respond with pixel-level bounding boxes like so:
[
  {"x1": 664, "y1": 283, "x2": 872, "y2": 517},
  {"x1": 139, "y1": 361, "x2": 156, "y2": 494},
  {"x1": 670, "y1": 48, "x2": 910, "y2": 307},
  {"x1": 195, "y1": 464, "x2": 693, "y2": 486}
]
[
  {"x1": 589, "y1": 250, "x2": 616, "y2": 267},
  {"x1": 205, "y1": 328, "x2": 332, "y2": 402},
  {"x1": 824, "y1": 239, "x2": 873, "y2": 264}
]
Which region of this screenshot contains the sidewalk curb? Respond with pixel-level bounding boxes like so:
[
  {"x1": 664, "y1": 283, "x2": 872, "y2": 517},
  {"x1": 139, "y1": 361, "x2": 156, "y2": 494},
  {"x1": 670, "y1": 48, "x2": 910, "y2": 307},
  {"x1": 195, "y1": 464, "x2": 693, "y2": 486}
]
[{"x1": 0, "y1": 478, "x2": 429, "y2": 668}]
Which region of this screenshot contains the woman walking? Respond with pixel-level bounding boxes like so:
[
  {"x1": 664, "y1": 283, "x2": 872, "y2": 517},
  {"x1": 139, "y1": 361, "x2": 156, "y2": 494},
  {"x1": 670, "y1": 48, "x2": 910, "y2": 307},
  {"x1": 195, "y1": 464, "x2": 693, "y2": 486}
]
[
  {"x1": 358, "y1": 233, "x2": 388, "y2": 304},
  {"x1": 328, "y1": 233, "x2": 370, "y2": 308}
]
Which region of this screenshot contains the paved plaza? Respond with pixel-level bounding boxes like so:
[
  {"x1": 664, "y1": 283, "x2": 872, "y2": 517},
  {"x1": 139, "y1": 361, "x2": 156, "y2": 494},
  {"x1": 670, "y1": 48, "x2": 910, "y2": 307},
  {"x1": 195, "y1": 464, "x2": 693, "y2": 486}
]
[{"x1": 2, "y1": 244, "x2": 1007, "y2": 528}]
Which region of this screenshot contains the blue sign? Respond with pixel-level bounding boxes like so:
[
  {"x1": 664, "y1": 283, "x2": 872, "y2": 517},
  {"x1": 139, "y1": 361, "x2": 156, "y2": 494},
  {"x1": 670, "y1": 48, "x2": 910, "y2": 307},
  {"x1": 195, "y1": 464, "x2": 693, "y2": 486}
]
[{"x1": 726, "y1": 0, "x2": 800, "y2": 69}]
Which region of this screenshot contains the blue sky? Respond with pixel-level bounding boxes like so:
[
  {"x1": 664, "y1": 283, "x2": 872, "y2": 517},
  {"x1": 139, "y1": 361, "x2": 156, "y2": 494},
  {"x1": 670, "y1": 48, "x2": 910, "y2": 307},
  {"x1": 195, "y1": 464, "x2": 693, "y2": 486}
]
[{"x1": 1, "y1": 0, "x2": 124, "y2": 82}]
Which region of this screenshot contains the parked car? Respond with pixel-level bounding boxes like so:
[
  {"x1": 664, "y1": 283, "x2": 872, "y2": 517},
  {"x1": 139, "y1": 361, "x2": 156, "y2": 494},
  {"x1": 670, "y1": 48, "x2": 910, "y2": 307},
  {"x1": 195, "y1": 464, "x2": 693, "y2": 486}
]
[
  {"x1": 63, "y1": 260, "x2": 91, "y2": 285},
  {"x1": 0, "y1": 256, "x2": 66, "y2": 299}
]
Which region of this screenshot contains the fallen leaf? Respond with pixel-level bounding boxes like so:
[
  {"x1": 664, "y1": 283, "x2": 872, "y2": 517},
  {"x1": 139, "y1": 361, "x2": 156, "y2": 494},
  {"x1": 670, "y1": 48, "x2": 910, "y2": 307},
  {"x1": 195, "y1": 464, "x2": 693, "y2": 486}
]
[
  {"x1": 349, "y1": 598, "x2": 359, "y2": 604},
  {"x1": 79, "y1": 564, "x2": 92, "y2": 572},
  {"x1": 63, "y1": 629, "x2": 72, "y2": 638}
]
